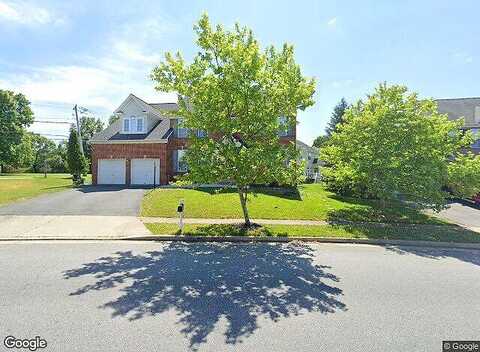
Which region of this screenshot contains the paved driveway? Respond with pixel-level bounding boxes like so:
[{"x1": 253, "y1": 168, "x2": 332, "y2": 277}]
[
  {"x1": 0, "y1": 186, "x2": 146, "y2": 216},
  {"x1": 1, "y1": 242, "x2": 478, "y2": 352},
  {"x1": 433, "y1": 201, "x2": 480, "y2": 231},
  {"x1": 0, "y1": 186, "x2": 151, "y2": 238}
]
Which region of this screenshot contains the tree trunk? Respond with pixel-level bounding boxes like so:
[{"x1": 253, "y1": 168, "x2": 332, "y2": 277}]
[{"x1": 238, "y1": 186, "x2": 251, "y2": 227}]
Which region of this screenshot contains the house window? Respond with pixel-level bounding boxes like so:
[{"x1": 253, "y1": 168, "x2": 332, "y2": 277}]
[
  {"x1": 471, "y1": 129, "x2": 480, "y2": 148},
  {"x1": 177, "y1": 118, "x2": 188, "y2": 138},
  {"x1": 123, "y1": 116, "x2": 144, "y2": 133},
  {"x1": 278, "y1": 116, "x2": 293, "y2": 137},
  {"x1": 136, "y1": 118, "x2": 144, "y2": 132},
  {"x1": 196, "y1": 129, "x2": 207, "y2": 138},
  {"x1": 177, "y1": 150, "x2": 188, "y2": 172}
]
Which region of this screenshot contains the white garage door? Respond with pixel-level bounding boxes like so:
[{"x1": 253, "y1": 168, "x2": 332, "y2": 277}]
[
  {"x1": 131, "y1": 158, "x2": 160, "y2": 185},
  {"x1": 98, "y1": 159, "x2": 126, "y2": 185}
]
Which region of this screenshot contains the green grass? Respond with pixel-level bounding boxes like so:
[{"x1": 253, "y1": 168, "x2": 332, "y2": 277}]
[
  {"x1": 142, "y1": 184, "x2": 445, "y2": 225},
  {"x1": 145, "y1": 223, "x2": 480, "y2": 243},
  {"x1": 0, "y1": 173, "x2": 91, "y2": 205}
]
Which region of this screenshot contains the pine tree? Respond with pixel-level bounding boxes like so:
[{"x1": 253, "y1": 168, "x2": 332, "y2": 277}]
[
  {"x1": 326, "y1": 98, "x2": 349, "y2": 136},
  {"x1": 67, "y1": 128, "x2": 88, "y2": 185}
]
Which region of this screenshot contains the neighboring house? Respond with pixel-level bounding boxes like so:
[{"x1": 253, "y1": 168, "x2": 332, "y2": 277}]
[
  {"x1": 90, "y1": 94, "x2": 296, "y2": 185},
  {"x1": 436, "y1": 97, "x2": 480, "y2": 154},
  {"x1": 296, "y1": 140, "x2": 320, "y2": 182}
]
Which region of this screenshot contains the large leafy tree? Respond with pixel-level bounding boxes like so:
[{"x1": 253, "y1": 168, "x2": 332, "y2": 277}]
[
  {"x1": 321, "y1": 83, "x2": 471, "y2": 210},
  {"x1": 152, "y1": 14, "x2": 315, "y2": 225},
  {"x1": 0, "y1": 90, "x2": 34, "y2": 172},
  {"x1": 67, "y1": 128, "x2": 88, "y2": 184},
  {"x1": 108, "y1": 114, "x2": 120, "y2": 126},
  {"x1": 30, "y1": 133, "x2": 57, "y2": 173},
  {"x1": 447, "y1": 153, "x2": 480, "y2": 199},
  {"x1": 312, "y1": 135, "x2": 329, "y2": 148}
]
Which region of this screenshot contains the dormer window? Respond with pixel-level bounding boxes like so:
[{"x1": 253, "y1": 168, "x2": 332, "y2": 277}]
[
  {"x1": 136, "y1": 118, "x2": 144, "y2": 132},
  {"x1": 123, "y1": 116, "x2": 145, "y2": 134}
]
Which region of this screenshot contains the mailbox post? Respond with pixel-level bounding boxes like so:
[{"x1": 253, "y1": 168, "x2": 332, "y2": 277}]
[{"x1": 177, "y1": 200, "x2": 185, "y2": 234}]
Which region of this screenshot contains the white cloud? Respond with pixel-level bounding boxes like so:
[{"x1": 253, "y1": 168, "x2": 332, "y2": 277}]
[
  {"x1": 0, "y1": 11, "x2": 179, "y2": 138},
  {"x1": 452, "y1": 51, "x2": 473, "y2": 64},
  {"x1": 327, "y1": 17, "x2": 337, "y2": 27},
  {"x1": 331, "y1": 79, "x2": 353, "y2": 89},
  {"x1": 1, "y1": 12, "x2": 179, "y2": 109},
  {"x1": 0, "y1": 1, "x2": 65, "y2": 26}
]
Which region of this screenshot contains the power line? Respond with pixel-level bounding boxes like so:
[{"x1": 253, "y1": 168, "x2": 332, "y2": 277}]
[
  {"x1": 31, "y1": 102, "x2": 72, "y2": 108},
  {"x1": 34, "y1": 120, "x2": 73, "y2": 124}
]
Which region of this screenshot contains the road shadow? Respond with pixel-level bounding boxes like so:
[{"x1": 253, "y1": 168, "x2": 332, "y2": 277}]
[
  {"x1": 384, "y1": 245, "x2": 480, "y2": 267},
  {"x1": 63, "y1": 242, "x2": 346, "y2": 349}
]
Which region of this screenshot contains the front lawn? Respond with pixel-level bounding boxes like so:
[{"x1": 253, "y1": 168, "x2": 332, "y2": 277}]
[
  {"x1": 145, "y1": 223, "x2": 480, "y2": 243},
  {"x1": 142, "y1": 184, "x2": 445, "y2": 225},
  {"x1": 0, "y1": 173, "x2": 91, "y2": 206}
]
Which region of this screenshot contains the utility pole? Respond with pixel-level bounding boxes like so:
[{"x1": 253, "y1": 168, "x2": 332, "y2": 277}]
[{"x1": 73, "y1": 104, "x2": 84, "y2": 155}]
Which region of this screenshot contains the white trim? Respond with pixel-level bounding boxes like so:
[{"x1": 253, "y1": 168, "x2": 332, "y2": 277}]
[
  {"x1": 114, "y1": 94, "x2": 165, "y2": 119},
  {"x1": 177, "y1": 149, "x2": 188, "y2": 172}
]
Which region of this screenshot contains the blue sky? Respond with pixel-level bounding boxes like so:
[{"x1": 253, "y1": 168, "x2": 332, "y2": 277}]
[{"x1": 0, "y1": 0, "x2": 479, "y2": 144}]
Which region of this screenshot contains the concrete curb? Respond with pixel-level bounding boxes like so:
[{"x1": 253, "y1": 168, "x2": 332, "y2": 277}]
[{"x1": 1, "y1": 234, "x2": 479, "y2": 250}]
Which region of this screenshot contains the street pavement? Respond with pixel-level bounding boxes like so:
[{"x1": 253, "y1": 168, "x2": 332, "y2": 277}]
[{"x1": 0, "y1": 241, "x2": 478, "y2": 352}]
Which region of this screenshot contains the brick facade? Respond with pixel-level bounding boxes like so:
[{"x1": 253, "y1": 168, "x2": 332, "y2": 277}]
[
  {"x1": 92, "y1": 128, "x2": 296, "y2": 185},
  {"x1": 91, "y1": 143, "x2": 169, "y2": 185}
]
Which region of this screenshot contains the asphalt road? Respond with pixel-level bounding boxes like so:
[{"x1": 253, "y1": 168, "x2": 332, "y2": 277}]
[
  {"x1": 0, "y1": 186, "x2": 146, "y2": 216},
  {"x1": 1, "y1": 241, "x2": 479, "y2": 352}
]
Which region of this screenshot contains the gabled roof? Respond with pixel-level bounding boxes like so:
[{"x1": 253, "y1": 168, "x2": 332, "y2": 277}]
[
  {"x1": 114, "y1": 93, "x2": 168, "y2": 119},
  {"x1": 435, "y1": 97, "x2": 480, "y2": 127},
  {"x1": 149, "y1": 102, "x2": 179, "y2": 111},
  {"x1": 90, "y1": 94, "x2": 179, "y2": 143},
  {"x1": 296, "y1": 140, "x2": 318, "y2": 153}
]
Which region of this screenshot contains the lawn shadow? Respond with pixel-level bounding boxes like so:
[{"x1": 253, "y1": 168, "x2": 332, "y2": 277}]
[
  {"x1": 182, "y1": 224, "x2": 289, "y2": 237},
  {"x1": 63, "y1": 242, "x2": 345, "y2": 349},
  {"x1": 328, "y1": 222, "x2": 480, "y2": 243},
  {"x1": 193, "y1": 186, "x2": 302, "y2": 201},
  {"x1": 326, "y1": 194, "x2": 443, "y2": 225}
]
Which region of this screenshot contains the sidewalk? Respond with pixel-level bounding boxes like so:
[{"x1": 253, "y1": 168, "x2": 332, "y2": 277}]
[
  {"x1": 0, "y1": 215, "x2": 150, "y2": 240},
  {"x1": 140, "y1": 217, "x2": 329, "y2": 225}
]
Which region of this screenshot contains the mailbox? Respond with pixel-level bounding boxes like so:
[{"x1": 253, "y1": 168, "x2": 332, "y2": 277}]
[{"x1": 177, "y1": 202, "x2": 184, "y2": 213}]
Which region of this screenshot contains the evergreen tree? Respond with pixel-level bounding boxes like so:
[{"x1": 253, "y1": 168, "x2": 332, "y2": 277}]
[
  {"x1": 67, "y1": 128, "x2": 88, "y2": 185},
  {"x1": 326, "y1": 98, "x2": 349, "y2": 136}
]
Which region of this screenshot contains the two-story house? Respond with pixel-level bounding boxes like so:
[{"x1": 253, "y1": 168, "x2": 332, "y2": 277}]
[
  {"x1": 436, "y1": 97, "x2": 480, "y2": 154},
  {"x1": 296, "y1": 140, "x2": 320, "y2": 182},
  {"x1": 90, "y1": 94, "x2": 296, "y2": 185}
]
